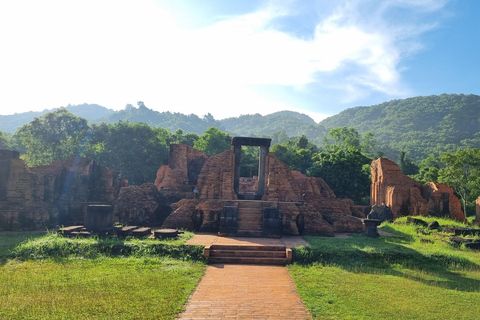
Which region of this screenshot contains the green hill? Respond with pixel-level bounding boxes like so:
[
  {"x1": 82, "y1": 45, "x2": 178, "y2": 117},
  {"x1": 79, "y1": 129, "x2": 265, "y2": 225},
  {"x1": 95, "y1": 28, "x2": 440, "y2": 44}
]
[
  {"x1": 317, "y1": 94, "x2": 480, "y2": 161},
  {"x1": 0, "y1": 104, "x2": 113, "y2": 134},
  {"x1": 2, "y1": 94, "x2": 479, "y2": 163},
  {"x1": 219, "y1": 110, "x2": 320, "y2": 138}
]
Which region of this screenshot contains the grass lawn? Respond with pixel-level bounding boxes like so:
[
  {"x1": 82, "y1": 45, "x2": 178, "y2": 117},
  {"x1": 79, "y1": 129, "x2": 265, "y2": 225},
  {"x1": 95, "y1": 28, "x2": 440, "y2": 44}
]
[
  {"x1": 0, "y1": 231, "x2": 46, "y2": 263},
  {"x1": 289, "y1": 217, "x2": 480, "y2": 320},
  {"x1": 0, "y1": 232, "x2": 206, "y2": 320}
]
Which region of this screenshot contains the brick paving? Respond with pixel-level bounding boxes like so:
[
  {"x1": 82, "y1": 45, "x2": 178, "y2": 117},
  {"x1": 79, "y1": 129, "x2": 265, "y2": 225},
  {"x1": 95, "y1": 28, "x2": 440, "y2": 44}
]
[
  {"x1": 185, "y1": 233, "x2": 310, "y2": 248},
  {"x1": 177, "y1": 264, "x2": 312, "y2": 320},
  {"x1": 180, "y1": 235, "x2": 312, "y2": 319}
]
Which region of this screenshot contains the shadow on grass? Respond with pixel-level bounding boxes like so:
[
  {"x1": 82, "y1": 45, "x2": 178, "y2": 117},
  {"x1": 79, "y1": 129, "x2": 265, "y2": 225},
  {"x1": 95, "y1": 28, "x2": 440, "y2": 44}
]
[
  {"x1": 0, "y1": 231, "x2": 47, "y2": 266},
  {"x1": 293, "y1": 230, "x2": 480, "y2": 292}
]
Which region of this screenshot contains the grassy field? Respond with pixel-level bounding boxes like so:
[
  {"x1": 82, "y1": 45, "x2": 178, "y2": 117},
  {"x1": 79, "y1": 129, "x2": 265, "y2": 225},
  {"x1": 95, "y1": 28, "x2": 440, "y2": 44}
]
[
  {"x1": 289, "y1": 217, "x2": 480, "y2": 319},
  {"x1": 0, "y1": 231, "x2": 46, "y2": 263},
  {"x1": 0, "y1": 232, "x2": 206, "y2": 320}
]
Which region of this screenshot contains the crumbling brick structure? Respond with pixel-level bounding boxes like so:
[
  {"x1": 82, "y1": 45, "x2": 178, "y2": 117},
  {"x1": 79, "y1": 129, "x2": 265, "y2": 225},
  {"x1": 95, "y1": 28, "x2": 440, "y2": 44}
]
[
  {"x1": 371, "y1": 157, "x2": 465, "y2": 221},
  {"x1": 157, "y1": 142, "x2": 368, "y2": 236},
  {"x1": 0, "y1": 149, "x2": 125, "y2": 230}
]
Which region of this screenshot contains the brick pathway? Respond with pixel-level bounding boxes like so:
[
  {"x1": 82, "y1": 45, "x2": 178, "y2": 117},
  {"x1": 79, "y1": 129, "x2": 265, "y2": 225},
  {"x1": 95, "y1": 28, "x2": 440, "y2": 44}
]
[
  {"x1": 185, "y1": 233, "x2": 310, "y2": 248},
  {"x1": 177, "y1": 264, "x2": 312, "y2": 320}
]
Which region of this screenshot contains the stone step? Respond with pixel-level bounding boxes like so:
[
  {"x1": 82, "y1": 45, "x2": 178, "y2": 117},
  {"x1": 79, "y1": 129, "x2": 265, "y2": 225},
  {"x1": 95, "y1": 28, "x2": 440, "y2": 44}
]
[
  {"x1": 207, "y1": 244, "x2": 289, "y2": 265},
  {"x1": 210, "y1": 244, "x2": 286, "y2": 251},
  {"x1": 236, "y1": 230, "x2": 264, "y2": 237},
  {"x1": 209, "y1": 256, "x2": 288, "y2": 265},
  {"x1": 237, "y1": 225, "x2": 263, "y2": 232},
  {"x1": 238, "y1": 201, "x2": 264, "y2": 209},
  {"x1": 210, "y1": 250, "x2": 286, "y2": 258},
  {"x1": 237, "y1": 220, "x2": 263, "y2": 230},
  {"x1": 238, "y1": 215, "x2": 262, "y2": 221}
]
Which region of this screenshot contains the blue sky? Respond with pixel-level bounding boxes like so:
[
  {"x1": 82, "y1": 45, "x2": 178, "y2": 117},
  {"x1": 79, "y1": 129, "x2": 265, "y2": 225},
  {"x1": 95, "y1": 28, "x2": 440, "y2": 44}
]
[{"x1": 0, "y1": 0, "x2": 478, "y2": 122}]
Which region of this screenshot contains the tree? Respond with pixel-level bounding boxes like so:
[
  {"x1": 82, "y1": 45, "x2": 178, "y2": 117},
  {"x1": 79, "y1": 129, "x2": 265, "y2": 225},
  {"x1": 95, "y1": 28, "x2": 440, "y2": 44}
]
[
  {"x1": 171, "y1": 129, "x2": 199, "y2": 147},
  {"x1": 193, "y1": 127, "x2": 231, "y2": 156},
  {"x1": 400, "y1": 151, "x2": 419, "y2": 176},
  {"x1": 13, "y1": 109, "x2": 89, "y2": 166},
  {"x1": 83, "y1": 121, "x2": 169, "y2": 185},
  {"x1": 413, "y1": 154, "x2": 440, "y2": 184},
  {"x1": 360, "y1": 131, "x2": 377, "y2": 158},
  {"x1": 309, "y1": 148, "x2": 371, "y2": 204},
  {"x1": 323, "y1": 126, "x2": 360, "y2": 152},
  {"x1": 438, "y1": 149, "x2": 480, "y2": 216},
  {"x1": 0, "y1": 131, "x2": 11, "y2": 149}
]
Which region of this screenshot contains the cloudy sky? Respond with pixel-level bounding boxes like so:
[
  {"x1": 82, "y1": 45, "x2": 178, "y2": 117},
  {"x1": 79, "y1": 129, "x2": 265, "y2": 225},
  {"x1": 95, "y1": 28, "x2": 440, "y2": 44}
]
[{"x1": 0, "y1": 0, "x2": 478, "y2": 122}]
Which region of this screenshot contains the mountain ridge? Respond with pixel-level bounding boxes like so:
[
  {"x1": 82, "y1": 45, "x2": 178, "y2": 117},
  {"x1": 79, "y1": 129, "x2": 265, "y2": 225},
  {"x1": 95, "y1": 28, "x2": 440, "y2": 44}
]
[{"x1": 2, "y1": 93, "x2": 479, "y2": 162}]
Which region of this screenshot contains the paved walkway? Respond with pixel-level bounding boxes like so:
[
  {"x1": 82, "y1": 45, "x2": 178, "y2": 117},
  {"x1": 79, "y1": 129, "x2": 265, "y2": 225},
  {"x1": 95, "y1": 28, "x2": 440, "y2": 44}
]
[
  {"x1": 185, "y1": 233, "x2": 310, "y2": 248},
  {"x1": 179, "y1": 235, "x2": 312, "y2": 319},
  {"x1": 178, "y1": 264, "x2": 312, "y2": 320}
]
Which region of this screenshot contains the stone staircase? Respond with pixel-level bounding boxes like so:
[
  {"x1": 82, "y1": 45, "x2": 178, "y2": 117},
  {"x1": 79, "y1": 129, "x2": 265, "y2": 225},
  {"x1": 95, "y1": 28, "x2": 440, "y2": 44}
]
[
  {"x1": 206, "y1": 244, "x2": 292, "y2": 265},
  {"x1": 236, "y1": 201, "x2": 264, "y2": 237}
]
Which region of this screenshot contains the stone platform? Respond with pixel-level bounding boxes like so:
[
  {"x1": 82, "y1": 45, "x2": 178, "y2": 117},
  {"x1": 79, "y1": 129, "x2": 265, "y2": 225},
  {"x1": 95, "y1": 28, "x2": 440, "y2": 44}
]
[{"x1": 186, "y1": 233, "x2": 310, "y2": 248}]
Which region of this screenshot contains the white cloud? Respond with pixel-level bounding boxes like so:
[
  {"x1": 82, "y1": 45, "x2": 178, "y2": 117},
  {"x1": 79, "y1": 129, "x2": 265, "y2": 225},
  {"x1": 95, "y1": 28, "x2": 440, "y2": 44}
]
[{"x1": 0, "y1": 0, "x2": 449, "y2": 121}]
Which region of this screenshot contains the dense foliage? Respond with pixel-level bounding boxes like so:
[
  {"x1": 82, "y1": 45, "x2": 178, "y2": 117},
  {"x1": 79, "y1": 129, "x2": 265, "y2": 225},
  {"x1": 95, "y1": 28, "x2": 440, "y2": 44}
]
[
  {"x1": 4, "y1": 94, "x2": 480, "y2": 209},
  {"x1": 319, "y1": 93, "x2": 480, "y2": 161},
  {"x1": 8, "y1": 110, "x2": 226, "y2": 185},
  {"x1": 13, "y1": 109, "x2": 89, "y2": 166},
  {"x1": 83, "y1": 121, "x2": 170, "y2": 185},
  {"x1": 437, "y1": 149, "x2": 480, "y2": 215},
  {"x1": 3, "y1": 94, "x2": 479, "y2": 164},
  {"x1": 0, "y1": 131, "x2": 10, "y2": 149}
]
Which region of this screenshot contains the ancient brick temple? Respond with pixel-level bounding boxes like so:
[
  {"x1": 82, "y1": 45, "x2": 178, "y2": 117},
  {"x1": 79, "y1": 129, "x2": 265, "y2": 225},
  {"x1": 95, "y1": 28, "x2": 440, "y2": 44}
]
[
  {"x1": 1, "y1": 144, "x2": 469, "y2": 233},
  {"x1": 370, "y1": 157, "x2": 465, "y2": 221},
  {"x1": 0, "y1": 149, "x2": 125, "y2": 231},
  {"x1": 152, "y1": 138, "x2": 368, "y2": 236}
]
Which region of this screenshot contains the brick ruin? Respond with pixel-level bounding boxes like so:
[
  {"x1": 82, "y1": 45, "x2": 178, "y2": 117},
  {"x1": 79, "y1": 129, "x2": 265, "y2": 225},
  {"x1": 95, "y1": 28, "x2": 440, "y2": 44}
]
[
  {"x1": 0, "y1": 149, "x2": 126, "y2": 231},
  {"x1": 153, "y1": 139, "x2": 368, "y2": 236},
  {"x1": 370, "y1": 157, "x2": 465, "y2": 221},
  {"x1": 0, "y1": 145, "x2": 468, "y2": 234},
  {"x1": 86, "y1": 140, "x2": 368, "y2": 236}
]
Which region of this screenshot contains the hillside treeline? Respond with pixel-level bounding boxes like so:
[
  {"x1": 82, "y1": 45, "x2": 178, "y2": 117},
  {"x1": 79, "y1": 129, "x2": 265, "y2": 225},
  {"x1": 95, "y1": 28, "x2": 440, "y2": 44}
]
[
  {"x1": 2, "y1": 94, "x2": 480, "y2": 163},
  {"x1": 2, "y1": 108, "x2": 480, "y2": 215}
]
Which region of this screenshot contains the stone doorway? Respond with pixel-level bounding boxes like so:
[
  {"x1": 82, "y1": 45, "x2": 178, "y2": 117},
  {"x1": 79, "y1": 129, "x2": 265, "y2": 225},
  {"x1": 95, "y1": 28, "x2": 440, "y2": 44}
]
[{"x1": 232, "y1": 137, "x2": 271, "y2": 200}]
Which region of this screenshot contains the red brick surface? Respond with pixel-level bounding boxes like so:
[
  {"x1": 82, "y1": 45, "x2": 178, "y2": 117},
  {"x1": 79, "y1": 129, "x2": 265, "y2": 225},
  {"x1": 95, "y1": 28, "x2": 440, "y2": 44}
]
[{"x1": 178, "y1": 264, "x2": 312, "y2": 319}]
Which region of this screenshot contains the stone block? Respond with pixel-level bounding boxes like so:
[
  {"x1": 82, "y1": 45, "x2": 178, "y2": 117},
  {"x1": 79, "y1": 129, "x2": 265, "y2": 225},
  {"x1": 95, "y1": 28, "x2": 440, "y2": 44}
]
[{"x1": 84, "y1": 205, "x2": 113, "y2": 232}]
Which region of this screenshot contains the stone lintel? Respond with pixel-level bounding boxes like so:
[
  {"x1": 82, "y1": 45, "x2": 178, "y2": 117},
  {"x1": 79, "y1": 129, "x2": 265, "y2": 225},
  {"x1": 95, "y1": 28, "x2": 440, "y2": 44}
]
[{"x1": 231, "y1": 137, "x2": 272, "y2": 148}]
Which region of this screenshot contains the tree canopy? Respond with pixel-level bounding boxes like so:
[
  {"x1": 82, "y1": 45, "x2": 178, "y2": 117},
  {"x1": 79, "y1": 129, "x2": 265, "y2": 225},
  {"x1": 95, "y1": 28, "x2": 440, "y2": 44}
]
[
  {"x1": 13, "y1": 109, "x2": 89, "y2": 166},
  {"x1": 437, "y1": 149, "x2": 480, "y2": 215},
  {"x1": 83, "y1": 121, "x2": 170, "y2": 185},
  {"x1": 193, "y1": 127, "x2": 231, "y2": 157}
]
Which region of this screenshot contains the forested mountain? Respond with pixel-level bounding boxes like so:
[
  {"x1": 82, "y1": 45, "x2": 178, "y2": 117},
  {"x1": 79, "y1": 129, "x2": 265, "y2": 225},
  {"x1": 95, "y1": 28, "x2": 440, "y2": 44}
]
[
  {"x1": 317, "y1": 94, "x2": 480, "y2": 161},
  {"x1": 2, "y1": 94, "x2": 479, "y2": 163},
  {"x1": 0, "y1": 104, "x2": 113, "y2": 134},
  {"x1": 96, "y1": 102, "x2": 226, "y2": 135},
  {"x1": 220, "y1": 111, "x2": 321, "y2": 138}
]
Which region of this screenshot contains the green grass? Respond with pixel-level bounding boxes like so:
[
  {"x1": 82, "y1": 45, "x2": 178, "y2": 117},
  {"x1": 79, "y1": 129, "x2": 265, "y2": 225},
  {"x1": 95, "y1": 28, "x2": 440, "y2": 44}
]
[
  {"x1": 0, "y1": 231, "x2": 206, "y2": 319},
  {"x1": 0, "y1": 257, "x2": 205, "y2": 319},
  {"x1": 0, "y1": 231, "x2": 46, "y2": 264},
  {"x1": 11, "y1": 231, "x2": 205, "y2": 261},
  {"x1": 289, "y1": 217, "x2": 480, "y2": 319}
]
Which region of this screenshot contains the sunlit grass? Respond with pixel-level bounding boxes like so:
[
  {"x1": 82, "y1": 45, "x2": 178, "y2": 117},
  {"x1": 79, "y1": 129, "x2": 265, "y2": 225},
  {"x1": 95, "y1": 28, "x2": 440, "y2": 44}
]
[
  {"x1": 0, "y1": 231, "x2": 206, "y2": 319},
  {"x1": 0, "y1": 231, "x2": 46, "y2": 263},
  {"x1": 289, "y1": 217, "x2": 480, "y2": 319},
  {"x1": 11, "y1": 231, "x2": 205, "y2": 261},
  {"x1": 0, "y1": 257, "x2": 205, "y2": 319}
]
